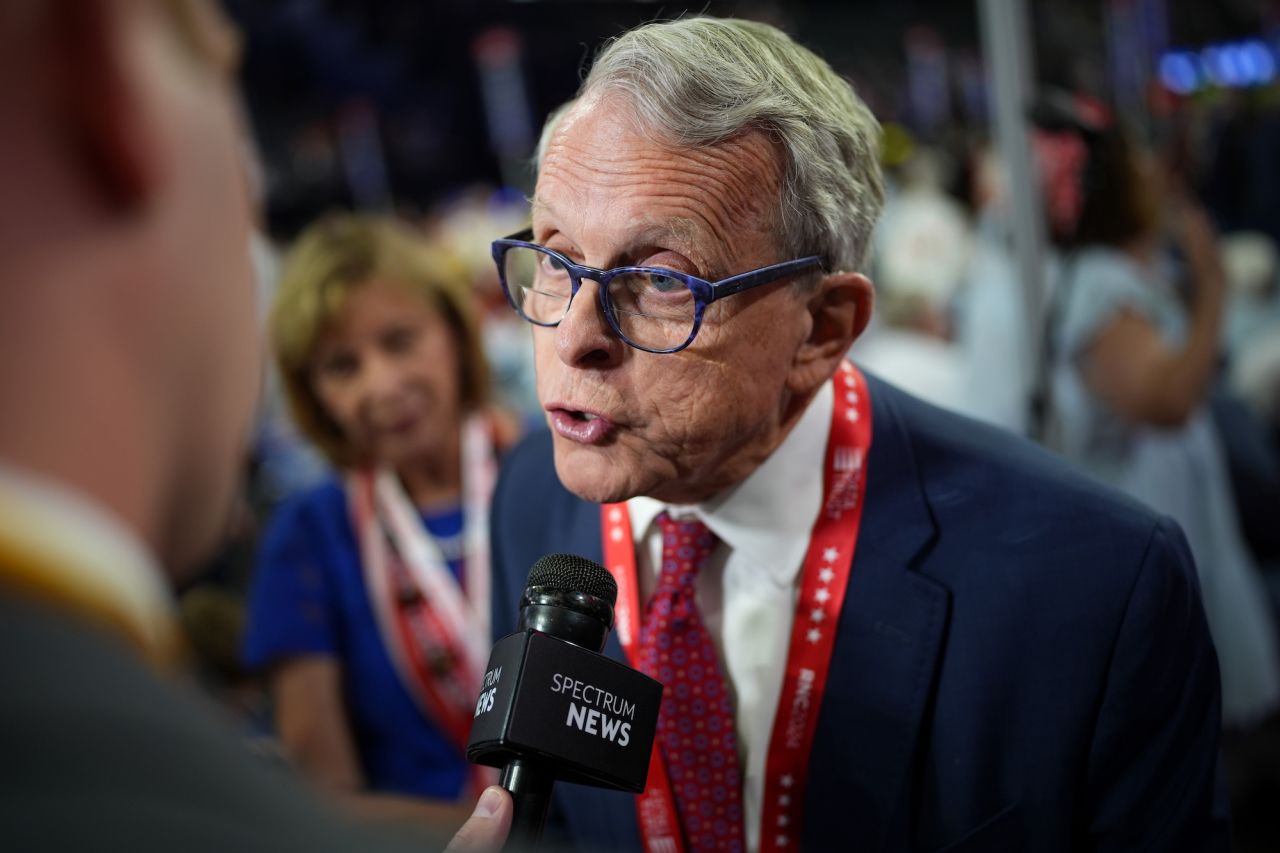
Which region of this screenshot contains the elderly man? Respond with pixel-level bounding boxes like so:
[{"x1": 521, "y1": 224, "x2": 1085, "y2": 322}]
[
  {"x1": 0, "y1": 2, "x2": 509, "y2": 850},
  {"x1": 489, "y1": 16, "x2": 1228, "y2": 853}
]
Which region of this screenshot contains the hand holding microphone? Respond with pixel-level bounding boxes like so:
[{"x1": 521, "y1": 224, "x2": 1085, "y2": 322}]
[{"x1": 467, "y1": 554, "x2": 663, "y2": 851}]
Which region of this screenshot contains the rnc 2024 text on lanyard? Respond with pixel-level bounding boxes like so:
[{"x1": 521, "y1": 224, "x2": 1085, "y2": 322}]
[{"x1": 602, "y1": 360, "x2": 873, "y2": 853}]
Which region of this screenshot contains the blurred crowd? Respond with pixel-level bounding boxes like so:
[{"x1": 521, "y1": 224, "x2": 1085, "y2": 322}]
[
  {"x1": 857, "y1": 94, "x2": 1280, "y2": 853},
  {"x1": 155, "y1": 8, "x2": 1280, "y2": 853}
]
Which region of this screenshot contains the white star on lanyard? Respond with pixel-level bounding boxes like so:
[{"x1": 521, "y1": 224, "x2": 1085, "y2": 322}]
[
  {"x1": 781, "y1": 775, "x2": 794, "y2": 788},
  {"x1": 609, "y1": 507, "x2": 623, "y2": 523},
  {"x1": 776, "y1": 835, "x2": 789, "y2": 847},
  {"x1": 818, "y1": 567, "x2": 835, "y2": 584},
  {"x1": 846, "y1": 408, "x2": 859, "y2": 422},
  {"x1": 846, "y1": 391, "x2": 859, "y2": 405},
  {"x1": 778, "y1": 815, "x2": 790, "y2": 827},
  {"x1": 610, "y1": 526, "x2": 624, "y2": 542},
  {"x1": 815, "y1": 588, "x2": 831, "y2": 604},
  {"x1": 822, "y1": 547, "x2": 839, "y2": 563},
  {"x1": 779, "y1": 794, "x2": 791, "y2": 806},
  {"x1": 807, "y1": 628, "x2": 822, "y2": 644},
  {"x1": 810, "y1": 609, "x2": 824, "y2": 623}
]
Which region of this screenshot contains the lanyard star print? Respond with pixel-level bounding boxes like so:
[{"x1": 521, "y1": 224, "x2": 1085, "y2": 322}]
[{"x1": 602, "y1": 361, "x2": 873, "y2": 852}]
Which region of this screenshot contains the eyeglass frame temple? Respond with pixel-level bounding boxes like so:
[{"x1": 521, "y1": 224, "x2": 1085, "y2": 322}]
[{"x1": 706, "y1": 255, "x2": 827, "y2": 301}]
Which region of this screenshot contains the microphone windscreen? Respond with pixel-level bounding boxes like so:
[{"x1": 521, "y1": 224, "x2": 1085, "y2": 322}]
[{"x1": 526, "y1": 553, "x2": 618, "y2": 606}]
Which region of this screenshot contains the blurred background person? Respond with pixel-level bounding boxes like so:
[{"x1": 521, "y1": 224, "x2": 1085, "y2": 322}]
[
  {"x1": 854, "y1": 142, "x2": 1034, "y2": 435},
  {"x1": 1214, "y1": 232, "x2": 1280, "y2": 572},
  {"x1": 243, "y1": 214, "x2": 515, "y2": 828},
  {"x1": 0, "y1": 0, "x2": 511, "y2": 849},
  {"x1": 1035, "y1": 99, "x2": 1280, "y2": 728},
  {"x1": 430, "y1": 187, "x2": 542, "y2": 425},
  {"x1": 953, "y1": 141, "x2": 1037, "y2": 436},
  {"x1": 1221, "y1": 232, "x2": 1280, "y2": 364},
  {"x1": 854, "y1": 148, "x2": 974, "y2": 415}
]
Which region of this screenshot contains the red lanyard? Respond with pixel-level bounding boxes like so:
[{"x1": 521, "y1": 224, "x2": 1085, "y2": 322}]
[
  {"x1": 351, "y1": 470, "x2": 481, "y2": 752},
  {"x1": 349, "y1": 416, "x2": 498, "y2": 781},
  {"x1": 601, "y1": 361, "x2": 873, "y2": 852}
]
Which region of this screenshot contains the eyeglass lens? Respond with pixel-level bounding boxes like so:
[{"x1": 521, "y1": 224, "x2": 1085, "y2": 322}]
[{"x1": 502, "y1": 245, "x2": 697, "y2": 350}]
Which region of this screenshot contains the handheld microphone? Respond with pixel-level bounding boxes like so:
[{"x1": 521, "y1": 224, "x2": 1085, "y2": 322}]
[{"x1": 467, "y1": 554, "x2": 662, "y2": 851}]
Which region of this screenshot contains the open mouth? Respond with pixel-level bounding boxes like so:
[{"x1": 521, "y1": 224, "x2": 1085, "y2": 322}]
[{"x1": 549, "y1": 408, "x2": 615, "y2": 445}]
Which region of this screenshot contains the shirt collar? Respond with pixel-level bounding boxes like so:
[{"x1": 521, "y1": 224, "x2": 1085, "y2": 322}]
[
  {"x1": 0, "y1": 463, "x2": 178, "y2": 664},
  {"x1": 630, "y1": 380, "x2": 834, "y2": 589}
]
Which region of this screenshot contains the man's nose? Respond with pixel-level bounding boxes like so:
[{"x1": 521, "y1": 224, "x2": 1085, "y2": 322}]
[{"x1": 556, "y1": 278, "x2": 625, "y2": 368}]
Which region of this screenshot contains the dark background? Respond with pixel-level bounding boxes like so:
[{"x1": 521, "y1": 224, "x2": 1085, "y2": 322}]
[{"x1": 224, "y1": 0, "x2": 1280, "y2": 239}]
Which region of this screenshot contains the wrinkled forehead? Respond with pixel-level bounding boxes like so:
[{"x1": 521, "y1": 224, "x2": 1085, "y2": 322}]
[
  {"x1": 532, "y1": 96, "x2": 786, "y2": 276},
  {"x1": 529, "y1": 192, "x2": 700, "y2": 253}
]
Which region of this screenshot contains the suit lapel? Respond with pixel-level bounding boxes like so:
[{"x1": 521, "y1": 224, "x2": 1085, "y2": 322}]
[
  {"x1": 804, "y1": 375, "x2": 951, "y2": 852},
  {"x1": 563, "y1": 497, "x2": 629, "y2": 666}
]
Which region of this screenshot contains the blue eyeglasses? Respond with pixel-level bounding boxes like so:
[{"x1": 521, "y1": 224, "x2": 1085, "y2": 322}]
[{"x1": 491, "y1": 228, "x2": 824, "y2": 354}]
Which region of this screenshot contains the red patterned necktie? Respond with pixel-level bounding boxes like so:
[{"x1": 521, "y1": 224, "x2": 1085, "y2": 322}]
[{"x1": 636, "y1": 512, "x2": 746, "y2": 852}]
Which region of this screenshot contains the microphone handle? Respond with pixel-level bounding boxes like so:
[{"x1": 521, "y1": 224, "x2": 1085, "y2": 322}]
[{"x1": 500, "y1": 758, "x2": 555, "y2": 852}]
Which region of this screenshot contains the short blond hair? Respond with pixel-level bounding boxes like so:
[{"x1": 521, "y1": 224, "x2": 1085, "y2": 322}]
[{"x1": 270, "y1": 214, "x2": 489, "y2": 468}]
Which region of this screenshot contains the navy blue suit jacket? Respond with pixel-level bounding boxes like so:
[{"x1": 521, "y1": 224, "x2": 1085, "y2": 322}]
[{"x1": 489, "y1": 375, "x2": 1229, "y2": 851}]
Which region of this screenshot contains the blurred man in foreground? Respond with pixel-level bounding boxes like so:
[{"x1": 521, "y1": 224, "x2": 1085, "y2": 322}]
[
  {"x1": 489, "y1": 16, "x2": 1229, "y2": 851},
  {"x1": 0, "y1": 2, "x2": 508, "y2": 849}
]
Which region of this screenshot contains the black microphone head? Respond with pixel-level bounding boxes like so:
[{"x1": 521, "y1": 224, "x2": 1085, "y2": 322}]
[
  {"x1": 518, "y1": 554, "x2": 617, "y2": 652},
  {"x1": 526, "y1": 554, "x2": 617, "y2": 607}
]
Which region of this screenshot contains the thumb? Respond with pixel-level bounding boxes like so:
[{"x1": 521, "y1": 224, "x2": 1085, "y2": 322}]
[{"x1": 444, "y1": 786, "x2": 513, "y2": 853}]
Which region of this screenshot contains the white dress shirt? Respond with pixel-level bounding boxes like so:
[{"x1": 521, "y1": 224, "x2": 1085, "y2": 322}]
[{"x1": 628, "y1": 381, "x2": 833, "y2": 851}]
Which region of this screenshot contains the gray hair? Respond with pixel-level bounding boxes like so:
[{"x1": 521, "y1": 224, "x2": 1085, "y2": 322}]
[{"x1": 534, "y1": 16, "x2": 885, "y2": 273}]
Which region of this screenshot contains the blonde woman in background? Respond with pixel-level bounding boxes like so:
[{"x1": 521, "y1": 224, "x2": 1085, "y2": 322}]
[{"x1": 243, "y1": 215, "x2": 515, "y2": 827}]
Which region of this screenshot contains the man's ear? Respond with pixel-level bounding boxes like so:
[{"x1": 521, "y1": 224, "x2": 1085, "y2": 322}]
[
  {"x1": 52, "y1": 0, "x2": 159, "y2": 211},
  {"x1": 787, "y1": 271, "x2": 874, "y2": 396}
]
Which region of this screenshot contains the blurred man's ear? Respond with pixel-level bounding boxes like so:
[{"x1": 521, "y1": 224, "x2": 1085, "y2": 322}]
[{"x1": 51, "y1": 0, "x2": 159, "y2": 211}]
